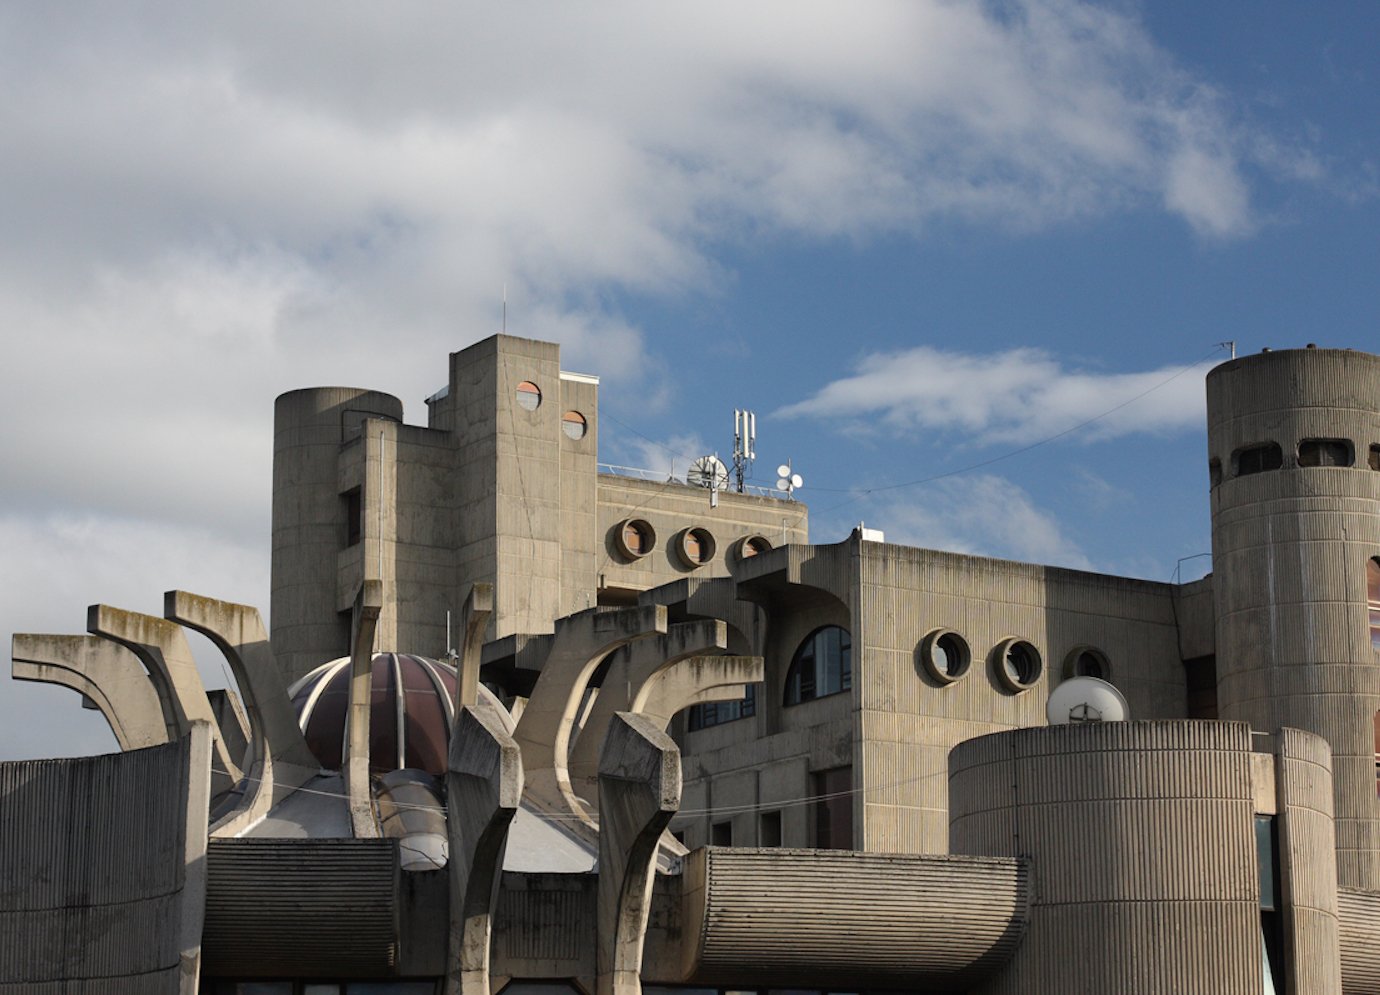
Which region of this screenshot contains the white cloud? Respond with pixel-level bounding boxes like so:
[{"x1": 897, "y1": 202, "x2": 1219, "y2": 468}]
[
  {"x1": 776, "y1": 345, "x2": 1208, "y2": 444},
  {"x1": 857, "y1": 475, "x2": 1094, "y2": 570}
]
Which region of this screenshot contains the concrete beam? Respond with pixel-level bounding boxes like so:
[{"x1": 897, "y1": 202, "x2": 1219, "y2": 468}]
[
  {"x1": 87, "y1": 604, "x2": 242, "y2": 795},
  {"x1": 165, "y1": 591, "x2": 322, "y2": 838},
  {"x1": 181, "y1": 720, "x2": 213, "y2": 993},
  {"x1": 597, "y1": 712, "x2": 681, "y2": 995},
  {"x1": 456, "y1": 583, "x2": 494, "y2": 708},
  {"x1": 513, "y1": 605, "x2": 667, "y2": 817},
  {"x1": 345, "y1": 580, "x2": 384, "y2": 838},
  {"x1": 11, "y1": 633, "x2": 168, "y2": 751},
  {"x1": 568, "y1": 621, "x2": 727, "y2": 809},
  {"x1": 445, "y1": 704, "x2": 523, "y2": 995},
  {"x1": 636, "y1": 655, "x2": 765, "y2": 732}
]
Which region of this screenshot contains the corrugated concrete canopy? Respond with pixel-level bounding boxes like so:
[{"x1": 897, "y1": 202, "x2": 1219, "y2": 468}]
[
  {"x1": 202, "y1": 838, "x2": 399, "y2": 977},
  {"x1": 679, "y1": 848, "x2": 1028, "y2": 988}
]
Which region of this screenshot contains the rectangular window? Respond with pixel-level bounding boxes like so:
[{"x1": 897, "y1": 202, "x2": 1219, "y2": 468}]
[
  {"x1": 688, "y1": 685, "x2": 757, "y2": 731},
  {"x1": 759, "y1": 810, "x2": 782, "y2": 847},
  {"x1": 711, "y1": 821, "x2": 733, "y2": 846},
  {"x1": 812, "y1": 767, "x2": 853, "y2": 850},
  {"x1": 343, "y1": 488, "x2": 362, "y2": 547}
]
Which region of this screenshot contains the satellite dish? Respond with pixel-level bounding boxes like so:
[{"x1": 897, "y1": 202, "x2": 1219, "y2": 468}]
[
  {"x1": 687, "y1": 455, "x2": 729, "y2": 490},
  {"x1": 1046, "y1": 676, "x2": 1129, "y2": 726},
  {"x1": 791, "y1": 473, "x2": 803, "y2": 489},
  {"x1": 776, "y1": 464, "x2": 791, "y2": 479}
]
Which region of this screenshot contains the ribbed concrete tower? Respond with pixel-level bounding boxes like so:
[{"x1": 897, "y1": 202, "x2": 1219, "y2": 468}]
[
  {"x1": 1208, "y1": 346, "x2": 1380, "y2": 891},
  {"x1": 272, "y1": 387, "x2": 404, "y2": 684}
]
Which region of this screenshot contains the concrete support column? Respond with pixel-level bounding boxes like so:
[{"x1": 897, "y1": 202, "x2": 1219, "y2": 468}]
[
  {"x1": 455, "y1": 583, "x2": 494, "y2": 708},
  {"x1": 445, "y1": 704, "x2": 522, "y2": 995},
  {"x1": 597, "y1": 712, "x2": 681, "y2": 995},
  {"x1": 346, "y1": 579, "x2": 383, "y2": 838}
]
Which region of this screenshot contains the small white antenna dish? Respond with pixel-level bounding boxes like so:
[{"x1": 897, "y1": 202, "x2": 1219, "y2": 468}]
[
  {"x1": 1046, "y1": 676, "x2": 1129, "y2": 725},
  {"x1": 775, "y1": 460, "x2": 804, "y2": 500},
  {"x1": 688, "y1": 454, "x2": 730, "y2": 490}
]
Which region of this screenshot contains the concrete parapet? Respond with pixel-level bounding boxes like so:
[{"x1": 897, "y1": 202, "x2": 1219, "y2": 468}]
[
  {"x1": 11, "y1": 633, "x2": 168, "y2": 751},
  {"x1": 446, "y1": 703, "x2": 522, "y2": 995},
  {"x1": 0, "y1": 724, "x2": 211, "y2": 994},
  {"x1": 597, "y1": 712, "x2": 681, "y2": 995},
  {"x1": 673, "y1": 848, "x2": 1027, "y2": 989},
  {"x1": 950, "y1": 721, "x2": 1262, "y2": 994}
]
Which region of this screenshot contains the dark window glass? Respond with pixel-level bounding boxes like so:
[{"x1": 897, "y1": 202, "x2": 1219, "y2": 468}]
[
  {"x1": 1236, "y1": 443, "x2": 1283, "y2": 476},
  {"x1": 711, "y1": 821, "x2": 732, "y2": 846},
  {"x1": 343, "y1": 488, "x2": 362, "y2": 547},
  {"x1": 1370, "y1": 445, "x2": 1380, "y2": 471},
  {"x1": 1298, "y1": 438, "x2": 1352, "y2": 467},
  {"x1": 688, "y1": 685, "x2": 757, "y2": 730},
  {"x1": 784, "y1": 626, "x2": 852, "y2": 705},
  {"x1": 1073, "y1": 650, "x2": 1105, "y2": 679},
  {"x1": 813, "y1": 767, "x2": 853, "y2": 850},
  {"x1": 1184, "y1": 655, "x2": 1218, "y2": 720},
  {"x1": 759, "y1": 810, "x2": 782, "y2": 847}
]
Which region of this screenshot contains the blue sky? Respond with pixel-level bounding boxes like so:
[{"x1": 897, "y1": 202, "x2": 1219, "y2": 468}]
[{"x1": 2, "y1": 1, "x2": 1377, "y2": 758}]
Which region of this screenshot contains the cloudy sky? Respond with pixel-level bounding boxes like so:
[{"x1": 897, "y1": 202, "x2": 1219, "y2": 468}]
[{"x1": 3, "y1": 1, "x2": 1377, "y2": 758}]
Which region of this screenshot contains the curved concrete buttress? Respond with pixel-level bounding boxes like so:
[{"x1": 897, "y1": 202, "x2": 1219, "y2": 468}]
[
  {"x1": 164, "y1": 591, "x2": 323, "y2": 838},
  {"x1": 11, "y1": 633, "x2": 168, "y2": 751},
  {"x1": 345, "y1": 580, "x2": 384, "y2": 838},
  {"x1": 636, "y1": 655, "x2": 765, "y2": 731},
  {"x1": 568, "y1": 620, "x2": 726, "y2": 806},
  {"x1": 446, "y1": 703, "x2": 522, "y2": 995},
  {"x1": 87, "y1": 605, "x2": 242, "y2": 796},
  {"x1": 512, "y1": 605, "x2": 667, "y2": 818},
  {"x1": 597, "y1": 712, "x2": 681, "y2": 995}
]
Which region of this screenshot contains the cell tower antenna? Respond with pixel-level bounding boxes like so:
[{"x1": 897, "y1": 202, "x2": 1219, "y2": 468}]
[
  {"x1": 1218, "y1": 340, "x2": 1236, "y2": 360},
  {"x1": 733, "y1": 409, "x2": 756, "y2": 493}
]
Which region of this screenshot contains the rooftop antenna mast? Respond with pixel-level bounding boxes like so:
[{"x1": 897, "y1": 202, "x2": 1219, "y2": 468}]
[
  {"x1": 502, "y1": 283, "x2": 507, "y2": 334},
  {"x1": 733, "y1": 409, "x2": 756, "y2": 493}
]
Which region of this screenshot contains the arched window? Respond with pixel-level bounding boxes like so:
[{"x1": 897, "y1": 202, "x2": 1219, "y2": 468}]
[{"x1": 784, "y1": 626, "x2": 852, "y2": 705}]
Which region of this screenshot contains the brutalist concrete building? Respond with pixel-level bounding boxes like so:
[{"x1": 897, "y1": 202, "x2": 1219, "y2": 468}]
[{"x1": 5, "y1": 338, "x2": 1380, "y2": 994}]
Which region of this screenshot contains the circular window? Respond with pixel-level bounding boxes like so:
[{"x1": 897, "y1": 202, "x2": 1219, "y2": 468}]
[
  {"x1": 676, "y1": 527, "x2": 716, "y2": 568},
  {"x1": 919, "y1": 628, "x2": 971, "y2": 685},
  {"x1": 994, "y1": 638, "x2": 1043, "y2": 693},
  {"x1": 1064, "y1": 646, "x2": 1109, "y2": 681},
  {"x1": 516, "y1": 381, "x2": 542, "y2": 411},
  {"x1": 562, "y1": 410, "x2": 587, "y2": 440},
  {"x1": 613, "y1": 518, "x2": 655, "y2": 560},
  {"x1": 734, "y1": 534, "x2": 772, "y2": 561}
]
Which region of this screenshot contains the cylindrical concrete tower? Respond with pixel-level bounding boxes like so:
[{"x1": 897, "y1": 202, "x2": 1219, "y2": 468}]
[
  {"x1": 271, "y1": 387, "x2": 403, "y2": 685},
  {"x1": 1208, "y1": 346, "x2": 1380, "y2": 891}
]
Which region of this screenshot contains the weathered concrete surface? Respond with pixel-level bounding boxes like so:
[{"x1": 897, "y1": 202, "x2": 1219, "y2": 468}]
[
  {"x1": 597, "y1": 712, "x2": 681, "y2": 995},
  {"x1": 568, "y1": 619, "x2": 726, "y2": 802},
  {"x1": 513, "y1": 605, "x2": 667, "y2": 817},
  {"x1": 344, "y1": 580, "x2": 383, "y2": 838},
  {"x1": 0, "y1": 722, "x2": 211, "y2": 994},
  {"x1": 637, "y1": 655, "x2": 764, "y2": 732},
  {"x1": 11, "y1": 633, "x2": 168, "y2": 751},
  {"x1": 446, "y1": 704, "x2": 522, "y2": 995},
  {"x1": 87, "y1": 604, "x2": 242, "y2": 796},
  {"x1": 166, "y1": 591, "x2": 322, "y2": 837},
  {"x1": 456, "y1": 583, "x2": 494, "y2": 708}
]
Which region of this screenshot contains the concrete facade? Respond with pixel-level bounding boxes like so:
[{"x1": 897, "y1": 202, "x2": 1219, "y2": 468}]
[{"x1": 7, "y1": 339, "x2": 1380, "y2": 994}]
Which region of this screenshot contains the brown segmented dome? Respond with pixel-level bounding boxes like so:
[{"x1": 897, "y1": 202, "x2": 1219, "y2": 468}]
[{"x1": 288, "y1": 653, "x2": 457, "y2": 776}]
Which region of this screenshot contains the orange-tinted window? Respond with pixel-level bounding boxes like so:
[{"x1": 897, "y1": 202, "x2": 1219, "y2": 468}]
[
  {"x1": 516, "y1": 380, "x2": 541, "y2": 410},
  {"x1": 1368, "y1": 558, "x2": 1380, "y2": 657},
  {"x1": 623, "y1": 521, "x2": 648, "y2": 555}
]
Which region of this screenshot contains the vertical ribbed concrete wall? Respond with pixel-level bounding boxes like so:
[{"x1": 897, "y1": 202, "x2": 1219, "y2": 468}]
[
  {"x1": 950, "y1": 722, "x2": 1262, "y2": 994},
  {"x1": 0, "y1": 737, "x2": 200, "y2": 993},
  {"x1": 1208, "y1": 347, "x2": 1380, "y2": 891},
  {"x1": 1271, "y1": 727, "x2": 1343, "y2": 994},
  {"x1": 272, "y1": 386, "x2": 403, "y2": 683}
]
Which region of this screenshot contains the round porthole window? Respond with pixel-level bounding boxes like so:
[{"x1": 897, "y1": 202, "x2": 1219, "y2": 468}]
[
  {"x1": 562, "y1": 410, "x2": 587, "y2": 440},
  {"x1": 919, "y1": 628, "x2": 971, "y2": 685},
  {"x1": 516, "y1": 381, "x2": 542, "y2": 411},
  {"x1": 613, "y1": 518, "x2": 655, "y2": 560},
  {"x1": 733, "y1": 534, "x2": 772, "y2": 561},
  {"x1": 994, "y1": 637, "x2": 1043, "y2": 693},
  {"x1": 1064, "y1": 646, "x2": 1109, "y2": 681},
  {"x1": 676, "y1": 527, "x2": 716, "y2": 568}
]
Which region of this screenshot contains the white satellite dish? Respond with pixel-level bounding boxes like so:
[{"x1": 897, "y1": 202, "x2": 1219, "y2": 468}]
[
  {"x1": 1046, "y1": 676, "x2": 1129, "y2": 725},
  {"x1": 776, "y1": 464, "x2": 791, "y2": 479},
  {"x1": 687, "y1": 454, "x2": 729, "y2": 490},
  {"x1": 775, "y1": 461, "x2": 804, "y2": 496}
]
